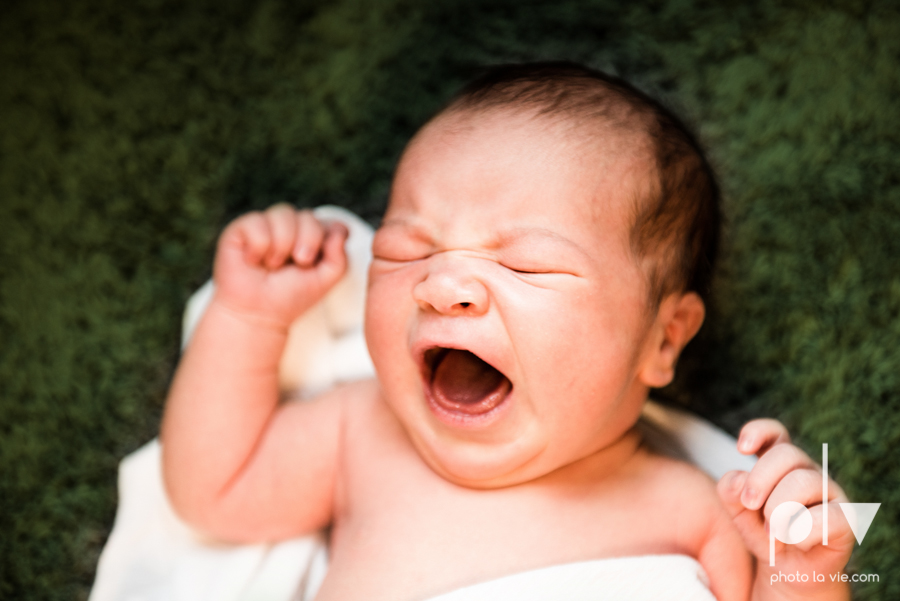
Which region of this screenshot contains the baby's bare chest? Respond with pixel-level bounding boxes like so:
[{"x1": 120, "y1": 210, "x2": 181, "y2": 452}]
[{"x1": 313, "y1": 405, "x2": 707, "y2": 601}]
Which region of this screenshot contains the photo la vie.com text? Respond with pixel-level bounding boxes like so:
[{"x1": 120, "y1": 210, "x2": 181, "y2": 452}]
[
  {"x1": 769, "y1": 570, "x2": 879, "y2": 586},
  {"x1": 768, "y1": 444, "x2": 881, "y2": 585}
]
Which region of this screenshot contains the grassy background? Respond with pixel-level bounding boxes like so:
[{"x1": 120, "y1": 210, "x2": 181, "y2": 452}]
[{"x1": 1, "y1": 0, "x2": 897, "y2": 598}]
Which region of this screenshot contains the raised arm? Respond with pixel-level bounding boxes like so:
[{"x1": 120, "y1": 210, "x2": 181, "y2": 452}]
[{"x1": 161, "y1": 204, "x2": 349, "y2": 542}]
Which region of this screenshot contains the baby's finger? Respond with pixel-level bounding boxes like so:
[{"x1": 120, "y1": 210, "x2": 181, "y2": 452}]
[
  {"x1": 718, "y1": 471, "x2": 768, "y2": 558},
  {"x1": 740, "y1": 443, "x2": 816, "y2": 511},
  {"x1": 263, "y1": 203, "x2": 298, "y2": 269},
  {"x1": 315, "y1": 221, "x2": 349, "y2": 288},
  {"x1": 784, "y1": 502, "x2": 854, "y2": 553},
  {"x1": 719, "y1": 471, "x2": 750, "y2": 518},
  {"x1": 293, "y1": 210, "x2": 326, "y2": 267},
  {"x1": 737, "y1": 419, "x2": 791, "y2": 456},
  {"x1": 224, "y1": 211, "x2": 271, "y2": 266},
  {"x1": 762, "y1": 468, "x2": 827, "y2": 521},
  {"x1": 763, "y1": 469, "x2": 848, "y2": 521}
]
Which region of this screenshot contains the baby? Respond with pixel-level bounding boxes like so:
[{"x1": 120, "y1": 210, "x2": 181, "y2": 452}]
[{"x1": 162, "y1": 63, "x2": 854, "y2": 600}]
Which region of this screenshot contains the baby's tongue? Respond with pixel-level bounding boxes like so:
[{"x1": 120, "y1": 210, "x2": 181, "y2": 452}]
[{"x1": 431, "y1": 349, "x2": 510, "y2": 412}]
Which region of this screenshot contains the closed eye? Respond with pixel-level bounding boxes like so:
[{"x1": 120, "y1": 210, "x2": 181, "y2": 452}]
[
  {"x1": 372, "y1": 253, "x2": 429, "y2": 263},
  {"x1": 372, "y1": 225, "x2": 434, "y2": 263},
  {"x1": 504, "y1": 264, "x2": 578, "y2": 277}
]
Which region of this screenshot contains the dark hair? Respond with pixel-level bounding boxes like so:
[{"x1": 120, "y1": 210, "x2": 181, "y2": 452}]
[{"x1": 438, "y1": 62, "x2": 720, "y2": 305}]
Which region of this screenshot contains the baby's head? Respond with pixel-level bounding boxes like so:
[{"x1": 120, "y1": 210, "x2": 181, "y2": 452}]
[{"x1": 365, "y1": 62, "x2": 718, "y2": 487}]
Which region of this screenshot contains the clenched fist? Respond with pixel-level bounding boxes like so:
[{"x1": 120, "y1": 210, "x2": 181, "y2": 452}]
[{"x1": 213, "y1": 204, "x2": 349, "y2": 329}]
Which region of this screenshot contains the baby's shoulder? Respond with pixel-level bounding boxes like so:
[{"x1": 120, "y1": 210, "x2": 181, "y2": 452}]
[
  {"x1": 629, "y1": 449, "x2": 732, "y2": 548},
  {"x1": 632, "y1": 451, "x2": 752, "y2": 600},
  {"x1": 332, "y1": 377, "x2": 398, "y2": 429},
  {"x1": 329, "y1": 377, "x2": 422, "y2": 462},
  {"x1": 308, "y1": 376, "x2": 384, "y2": 424},
  {"x1": 638, "y1": 450, "x2": 719, "y2": 499}
]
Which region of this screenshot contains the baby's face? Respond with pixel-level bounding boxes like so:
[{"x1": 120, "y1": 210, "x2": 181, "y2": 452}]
[{"x1": 365, "y1": 109, "x2": 662, "y2": 487}]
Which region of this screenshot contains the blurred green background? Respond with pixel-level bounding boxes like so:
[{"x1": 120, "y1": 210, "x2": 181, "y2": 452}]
[{"x1": 1, "y1": 0, "x2": 897, "y2": 598}]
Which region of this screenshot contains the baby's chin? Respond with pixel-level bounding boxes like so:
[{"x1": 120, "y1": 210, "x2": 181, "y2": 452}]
[
  {"x1": 397, "y1": 404, "x2": 647, "y2": 490},
  {"x1": 416, "y1": 441, "x2": 545, "y2": 489},
  {"x1": 399, "y1": 419, "x2": 560, "y2": 489}
]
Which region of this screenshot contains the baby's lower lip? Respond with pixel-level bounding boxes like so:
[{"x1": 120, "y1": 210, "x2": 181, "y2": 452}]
[
  {"x1": 424, "y1": 386, "x2": 514, "y2": 428},
  {"x1": 425, "y1": 391, "x2": 512, "y2": 428}
]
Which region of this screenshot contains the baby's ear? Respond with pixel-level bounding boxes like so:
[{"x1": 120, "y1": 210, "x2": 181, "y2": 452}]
[{"x1": 638, "y1": 292, "x2": 705, "y2": 388}]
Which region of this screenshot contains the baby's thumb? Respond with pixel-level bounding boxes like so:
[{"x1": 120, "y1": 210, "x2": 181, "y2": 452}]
[
  {"x1": 316, "y1": 222, "x2": 349, "y2": 288},
  {"x1": 718, "y1": 471, "x2": 768, "y2": 560}
]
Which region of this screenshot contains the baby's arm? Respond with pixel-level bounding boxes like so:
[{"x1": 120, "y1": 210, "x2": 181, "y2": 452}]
[
  {"x1": 161, "y1": 204, "x2": 349, "y2": 542},
  {"x1": 718, "y1": 420, "x2": 853, "y2": 601}
]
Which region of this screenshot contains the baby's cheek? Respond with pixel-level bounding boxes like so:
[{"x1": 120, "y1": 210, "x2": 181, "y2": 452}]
[
  {"x1": 514, "y1": 286, "x2": 639, "y2": 389},
  {"x1": 365, "y1": 274, "x2": 409, "y2": 352}
]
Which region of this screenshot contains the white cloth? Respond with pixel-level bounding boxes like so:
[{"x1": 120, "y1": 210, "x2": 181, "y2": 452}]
[
  {"x1": 90, "y1": 205, "x2": 754, "y2": 601},
  {"x1": 424, "y1": 555, "x2": 715, "y2": 601}
]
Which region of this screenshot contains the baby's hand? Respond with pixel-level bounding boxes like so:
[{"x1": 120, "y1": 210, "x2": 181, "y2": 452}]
[
  {"x1": 718, "y1": 420, "x2": 853, "y2": 600},
  {"x1": 213, "y1": 204, "x2": 349, "y2": 328}
]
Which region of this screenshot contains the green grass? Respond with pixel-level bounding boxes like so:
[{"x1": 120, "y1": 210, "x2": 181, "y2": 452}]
[{"x1": 1, "y1": 0, "x2": 898, "y2": 598}]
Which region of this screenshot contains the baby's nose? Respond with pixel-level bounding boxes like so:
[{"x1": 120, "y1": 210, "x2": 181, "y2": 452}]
[{"x1": 412, "y1": 255, "x2": 489, "y2": 316}]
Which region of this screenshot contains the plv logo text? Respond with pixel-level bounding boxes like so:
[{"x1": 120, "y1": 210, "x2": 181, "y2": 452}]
[{"x1": 769, "y1": 444, "x2": 880, "y2": 566}]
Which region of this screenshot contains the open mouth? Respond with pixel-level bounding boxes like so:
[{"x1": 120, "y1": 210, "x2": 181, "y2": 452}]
[{"x1": 422, "y1": 347, "x2": 512, "y2": 416}]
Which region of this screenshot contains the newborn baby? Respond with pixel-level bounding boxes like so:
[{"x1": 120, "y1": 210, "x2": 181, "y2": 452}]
[{"x1": 162, "y1": 63, "x2": 853, "y2": 600}]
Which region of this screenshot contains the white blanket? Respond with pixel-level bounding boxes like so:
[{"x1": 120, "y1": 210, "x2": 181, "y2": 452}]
[
  {"x1": 426, "y1": 555, "x2": 715, "y2": 601},
  {"x1": 89, "y1": 206, "x2": 754, "y2": 601}
]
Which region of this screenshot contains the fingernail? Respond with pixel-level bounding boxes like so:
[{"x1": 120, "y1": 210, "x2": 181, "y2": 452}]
[
  {"x1": 741, "y1": 487, "x2": 757, "y2": 508},
  {"x1": 739, "y1": 436, "x2": 754, "y2": 453}
]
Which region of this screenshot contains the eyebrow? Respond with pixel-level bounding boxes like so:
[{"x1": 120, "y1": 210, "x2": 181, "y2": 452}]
[{"x1": 379, "y1": 218, "x2": 590, "y2": 260}]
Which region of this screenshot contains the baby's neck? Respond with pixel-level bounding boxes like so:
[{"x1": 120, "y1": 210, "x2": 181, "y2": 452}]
[{"x1": 527, "y1": 426, "x2": 646, "y2": 489}]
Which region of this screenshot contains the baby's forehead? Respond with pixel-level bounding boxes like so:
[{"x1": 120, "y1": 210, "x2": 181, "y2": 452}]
[
  {"x1": 391, "y1": 107, "x2": 657, "y2": 219},
  {"x1": 414, "y1": 108, "x2": 655, "y2": 185}
]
